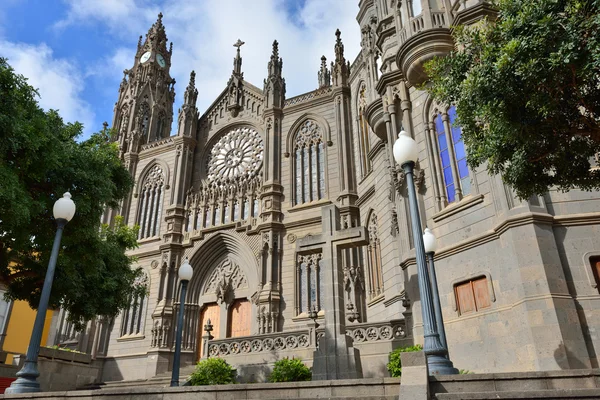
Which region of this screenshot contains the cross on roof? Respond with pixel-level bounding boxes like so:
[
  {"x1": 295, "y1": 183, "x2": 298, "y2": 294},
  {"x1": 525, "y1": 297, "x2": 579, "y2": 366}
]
[{"x1": 233, "y1": 39, "x2": 245, "y2": 49}]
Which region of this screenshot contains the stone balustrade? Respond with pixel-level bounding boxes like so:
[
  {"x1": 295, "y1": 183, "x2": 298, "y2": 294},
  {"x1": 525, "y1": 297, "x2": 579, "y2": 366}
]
[{"x1": 207, "y1": 329, "x2": 311, "y2": 357}]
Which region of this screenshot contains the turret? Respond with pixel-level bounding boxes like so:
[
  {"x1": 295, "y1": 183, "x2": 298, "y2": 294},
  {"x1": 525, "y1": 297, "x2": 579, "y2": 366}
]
[
  {"x1": 263, "y1": 40, "x2": 286, "y2": 109},
  {"x1": 177, "y1": 71, "x2": 198, "y2": 137},
  {"x1": 331, "y1": 29, "x2": 350, "y2": 88}
]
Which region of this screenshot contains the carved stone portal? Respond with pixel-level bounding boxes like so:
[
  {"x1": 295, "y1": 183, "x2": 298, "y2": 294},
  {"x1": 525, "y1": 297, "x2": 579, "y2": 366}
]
[{"x1": 204, "y1": 259, "x2": 248, "y2": 305}]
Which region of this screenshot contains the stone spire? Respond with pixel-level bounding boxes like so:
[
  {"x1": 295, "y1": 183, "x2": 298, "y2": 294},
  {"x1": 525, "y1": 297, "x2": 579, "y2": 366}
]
[
  {"x1": 331, "y1": 29, "x2": 350, "y2": 87},
  {"x1": 318, "y1": 55, "x2": 331, "y2": 88},
  {"x1": 232, "y1": 39, "x2": 244, "y2": 78},
  {"x1": 263, "y1": 40, "x2": 286, "y2": 109},
  {"x1": 140, "y1": 12, "x2": 172, "y2": 58},
  {"x1": 184, "y1": 70, "x2": 198, "y2": 106}
]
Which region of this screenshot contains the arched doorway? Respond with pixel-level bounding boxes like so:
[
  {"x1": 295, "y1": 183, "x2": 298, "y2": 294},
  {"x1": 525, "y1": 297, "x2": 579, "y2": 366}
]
[{"x1": 227, "y1": 299, "x2": 251, "y2": 338}]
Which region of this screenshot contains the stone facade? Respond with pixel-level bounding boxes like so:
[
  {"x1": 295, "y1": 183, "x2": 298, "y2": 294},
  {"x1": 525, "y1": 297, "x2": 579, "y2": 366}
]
[{"x1": 51, "y1": 1, "x2": 600, "y2": 382}]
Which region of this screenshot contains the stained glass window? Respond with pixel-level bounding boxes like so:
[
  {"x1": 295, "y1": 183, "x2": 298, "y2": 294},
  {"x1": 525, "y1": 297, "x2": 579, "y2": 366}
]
[
  {"x1": 137, "y1": 165, "x2": 164, "y2": 239},
  {"x1": 294, "y1": 120, "x2": 326, "y2": 205},
  {"x1": 214, "y1": 206, "x2": 221, "y2": 225},
  {"x1": 233, "y1": 201, "x2": 239, "y2": 221},
  {"x1": 224, "y1": 204, "x2": 230, "y2": 224},
  {"x1": 204, "y1": 208, "x2": 210, "y2": 228},
  {"x1": 243, "y1": 199, "x2": 249, "y2": 220},
  {"x1": 253, "y1": 199, "x2": 259, "y2": 217},
  {"x1": 435, "y1": 106, "x2": 470, "y2": 204},
  {"x1": 299, "y1": 262, "x2": 307, "y2": 314}
]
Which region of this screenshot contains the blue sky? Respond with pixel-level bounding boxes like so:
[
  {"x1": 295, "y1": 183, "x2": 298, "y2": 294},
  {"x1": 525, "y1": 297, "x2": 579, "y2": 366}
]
[{"x1": 0, "y1": 0, "x2": 361, "y2": 139}]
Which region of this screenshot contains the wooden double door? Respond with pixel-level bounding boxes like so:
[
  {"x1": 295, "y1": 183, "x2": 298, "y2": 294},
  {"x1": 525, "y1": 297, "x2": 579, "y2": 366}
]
[{"x1": 198, "y1": 299, "x2": 251, "y2": 359}]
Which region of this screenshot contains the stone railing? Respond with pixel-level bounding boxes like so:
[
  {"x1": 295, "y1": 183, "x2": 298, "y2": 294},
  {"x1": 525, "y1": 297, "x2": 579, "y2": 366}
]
[
  {"x1": 411, "y1": 14, "x2": 426, "y2": 34},
  {"x1": 431, "y1": 11, "x2": 447, "y2": 27},
  {"x1": 345, "y1": 319, "x2": 407, "y2": 343},
  {"x1": 284, "y1": 87, "x2": 333, "y2": 107},
  {"x1": 207, "y1": 329, "x2": 311, "y2": 357}
]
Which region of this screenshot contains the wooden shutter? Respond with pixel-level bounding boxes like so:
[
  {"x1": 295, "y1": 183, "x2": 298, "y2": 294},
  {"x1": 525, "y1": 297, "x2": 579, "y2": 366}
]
[
  {"x1": 472, "y1": 277, "x2": 491, "y2": 310},
  {"x1": 455, "y1": 281, "x2": 476, "y2": 315}
]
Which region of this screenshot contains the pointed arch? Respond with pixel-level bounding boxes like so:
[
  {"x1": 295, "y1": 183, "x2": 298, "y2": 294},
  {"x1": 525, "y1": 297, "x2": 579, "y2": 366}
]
[
  {"x1": 187, "y1": 232, "x2": 260, "y2": 305},
  {"x1": 285, "y1": 113, "x2": 332, "y2": 155},
  {"x1": 135, "y1": 160, "x2": 169, "y2": 239},
  {"x1": 287, "y1": 115, "x2": 330, "y2": 206},
  {"x1": 119, "y1": 268, "x2": 150, "y2": 337}
]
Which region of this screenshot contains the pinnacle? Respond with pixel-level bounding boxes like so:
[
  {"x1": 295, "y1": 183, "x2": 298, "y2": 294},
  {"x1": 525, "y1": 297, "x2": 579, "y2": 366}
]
[{"x1": 272, "y1": 40, "x2": 279, "y2": 58}]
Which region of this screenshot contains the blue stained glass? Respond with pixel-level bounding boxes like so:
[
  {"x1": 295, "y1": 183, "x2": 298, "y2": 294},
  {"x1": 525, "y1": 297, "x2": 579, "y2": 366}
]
[
  {"x1": 443, "y1": 167, "x2": 454, "y2": 187},
  {"x1": 438, "y1": 132, "x2": 447, "y2": 151},
  {"x1": 440, "y1": 150, "x2": 450, "y2": 168},
  {"x1": 447, "y1": 184, "x2": 455, "y2": 203},
  {"x1": 448, "y1": 106, "x2": 458, "y2": 124},
  {"x1": 458, "y1": 159, "x2": 469, "y2": 179},
  {"x1": 434, "y1": 115, "x2": 445, "y2": 135},
  {"x1": 454, "y1": 141, "x2": 466, "y2": 160},
  {"x1": 451, "y1": 127, "x2": 462, "y2": 143}
]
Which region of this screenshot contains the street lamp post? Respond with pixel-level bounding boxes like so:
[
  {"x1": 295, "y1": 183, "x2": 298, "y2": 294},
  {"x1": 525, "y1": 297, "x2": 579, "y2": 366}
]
[
  {"x1": 393, "y1": 131, "x2": 458, "y2": 375},
  {"x1": 6, "y1": 192, "x2": 76, "y2": 394},
  {"x1": 171, "y1": 257, "x2": 193, "y2": 387},
  {"x1": 423, "y1": 227, "x2": 448, "y2": 354}
]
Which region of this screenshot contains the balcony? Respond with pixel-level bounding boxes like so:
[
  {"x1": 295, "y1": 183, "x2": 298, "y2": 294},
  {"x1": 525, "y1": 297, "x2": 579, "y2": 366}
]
[{"x1": 396, "y1": 10, "x2": 454, "y2": 86}]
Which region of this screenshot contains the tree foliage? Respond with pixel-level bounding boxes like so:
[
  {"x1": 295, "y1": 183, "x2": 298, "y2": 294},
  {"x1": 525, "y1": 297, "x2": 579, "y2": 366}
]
[
  {"x1": 0, "y1": 57, "x2": 142, "y2": 329},
  {"x1": 426, "y1": 0, "x2": 600, "y2": 199},
  {"x1": 387, "y1": 344, "x2": 423, "y2": 377}
]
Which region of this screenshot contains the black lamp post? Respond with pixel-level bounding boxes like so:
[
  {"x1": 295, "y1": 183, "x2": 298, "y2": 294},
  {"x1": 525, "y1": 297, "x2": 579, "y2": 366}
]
[
  {"x1": 6, "y1": 193, "x2": 76, "y2": 394},
  {"x1": 393, "y1": 130, "x2": 458, "y2": 375},
  {"x1": 423, "y1": 227, "x2": 448, "y2": 354},
  {"x1": 170, "y1": 257, "x2": 193, "y2": 387}
]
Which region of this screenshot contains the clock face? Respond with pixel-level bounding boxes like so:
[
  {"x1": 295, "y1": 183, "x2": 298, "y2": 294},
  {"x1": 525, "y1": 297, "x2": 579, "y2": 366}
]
[
  {"x1": 140, "y1": 51, "x2": 151, "y2": 64},
  {"x1": 156, "y1": 54, "x2": 166, "y2": 68}
]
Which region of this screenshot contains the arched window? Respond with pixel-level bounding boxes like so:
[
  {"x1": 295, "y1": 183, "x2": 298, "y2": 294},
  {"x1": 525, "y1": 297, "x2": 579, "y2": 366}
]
[
  {"x1": 366, "y1": 213, "x2": 384, "y2": 300},
  {"x1": 296, "y1": 254, "x2": 324, "y2": 315},
  {"x1": 294, "y1": 120, "x2": 326, "y2": 205},
  {"x1": 433, "y1": 106, "x2": 470, "y2": 203},
  {"x1": 233, "y1": 200, "x2": 239, "y2": 221},
  {"x1": 243, "y1": 198, "x2": 250, "y2": 220},
  {"x1": 120, "y1": 273, "x2": 148, "y2": 337},
  {"x1": 137, "y1": 165, "x2": 165, "y2": 239},
  {"x1": 252, "y1": 199, "x2": 259, "y2": 217},
  {"x1": 357, "y1": 83, "x2": 371, "y2": 177},
  {"x1": 138, "y1": 102, "x2": 150, "y2": 141}
]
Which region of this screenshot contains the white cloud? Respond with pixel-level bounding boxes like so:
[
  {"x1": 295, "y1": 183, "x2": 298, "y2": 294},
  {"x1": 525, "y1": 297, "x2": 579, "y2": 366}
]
[
  {"x1": 56, "y1": 0, "x2": 362, "y2": 134},
  {"x1": 0, "y1": 40, "x2": 96, "y2": 136}
]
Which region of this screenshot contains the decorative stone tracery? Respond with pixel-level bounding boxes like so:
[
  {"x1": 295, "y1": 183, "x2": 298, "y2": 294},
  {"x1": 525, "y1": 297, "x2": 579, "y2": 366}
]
[
  {"x1": 294, "y1": 120, "x2": 326, "y2": 205},
  {"x1": 203, "y1": 258, "x2": 248, "y2": 305},
  {"x1": 207, "y1": 127, "x2": 264, "y2": 184}
]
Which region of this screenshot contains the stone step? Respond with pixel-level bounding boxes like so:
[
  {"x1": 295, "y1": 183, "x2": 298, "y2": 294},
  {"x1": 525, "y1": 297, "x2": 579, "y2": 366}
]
[{"x1": 435, "y1": 388, "x2": 600, "y2": 399}]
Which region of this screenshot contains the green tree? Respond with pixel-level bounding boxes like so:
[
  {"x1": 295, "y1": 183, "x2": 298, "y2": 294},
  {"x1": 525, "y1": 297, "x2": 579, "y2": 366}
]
[
  {"x1": 426, "y1": 0, "x2": 600, "y2": 199},
  {"x1": 0, "y1": 57, "x2": 143, "y2": 329}
]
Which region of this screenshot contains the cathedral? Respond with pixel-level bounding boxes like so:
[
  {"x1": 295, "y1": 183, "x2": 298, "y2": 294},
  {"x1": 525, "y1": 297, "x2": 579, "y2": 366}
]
[{"x1": 52, "y1": 0, "x2": 600, "y2": 383}]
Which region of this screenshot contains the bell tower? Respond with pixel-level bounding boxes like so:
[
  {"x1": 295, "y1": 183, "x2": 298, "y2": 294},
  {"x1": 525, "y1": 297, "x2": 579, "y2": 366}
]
[
  {"x1": 108, "y1": 13, "x2": 176, "y2": 225},
  {"x1": 111, "y1": 12, "x2": 176, "y2": 156}
]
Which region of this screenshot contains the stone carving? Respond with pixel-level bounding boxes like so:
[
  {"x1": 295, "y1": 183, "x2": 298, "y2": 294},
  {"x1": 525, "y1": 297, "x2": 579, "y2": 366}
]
[
  {"x1": 285, "y1": 86, "x2": 332, "y2": 107},
  {"x1": 287, "y1": 233, "x2": 297, "y2": 243},
  {"x1": 295, "y1": 120, "x2": 323, "y2": 150},
  {"x1": 318, "y1": 55, "x2": 331, "y2": 88},
  {"x1": 345, "y1": 320, "x2": 407, "y2": 343},
  {"x1": 208, "y1": 330, "x2": 310, "y2": 356},
  {"x1": 204, "y1": 259, "x2": 248, "y2": 301},
  {"x1": 390, "y1": 208, "x2": 399, "y2": 237},
  {"x1": 207, "y1": 127, "x2": 264, "y2": 184}
]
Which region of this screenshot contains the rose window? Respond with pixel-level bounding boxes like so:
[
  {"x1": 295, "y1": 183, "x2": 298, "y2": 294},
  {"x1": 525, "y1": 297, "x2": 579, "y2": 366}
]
[{"x1": 207, "y1": 127, "x2": 263, "y2": 183}]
